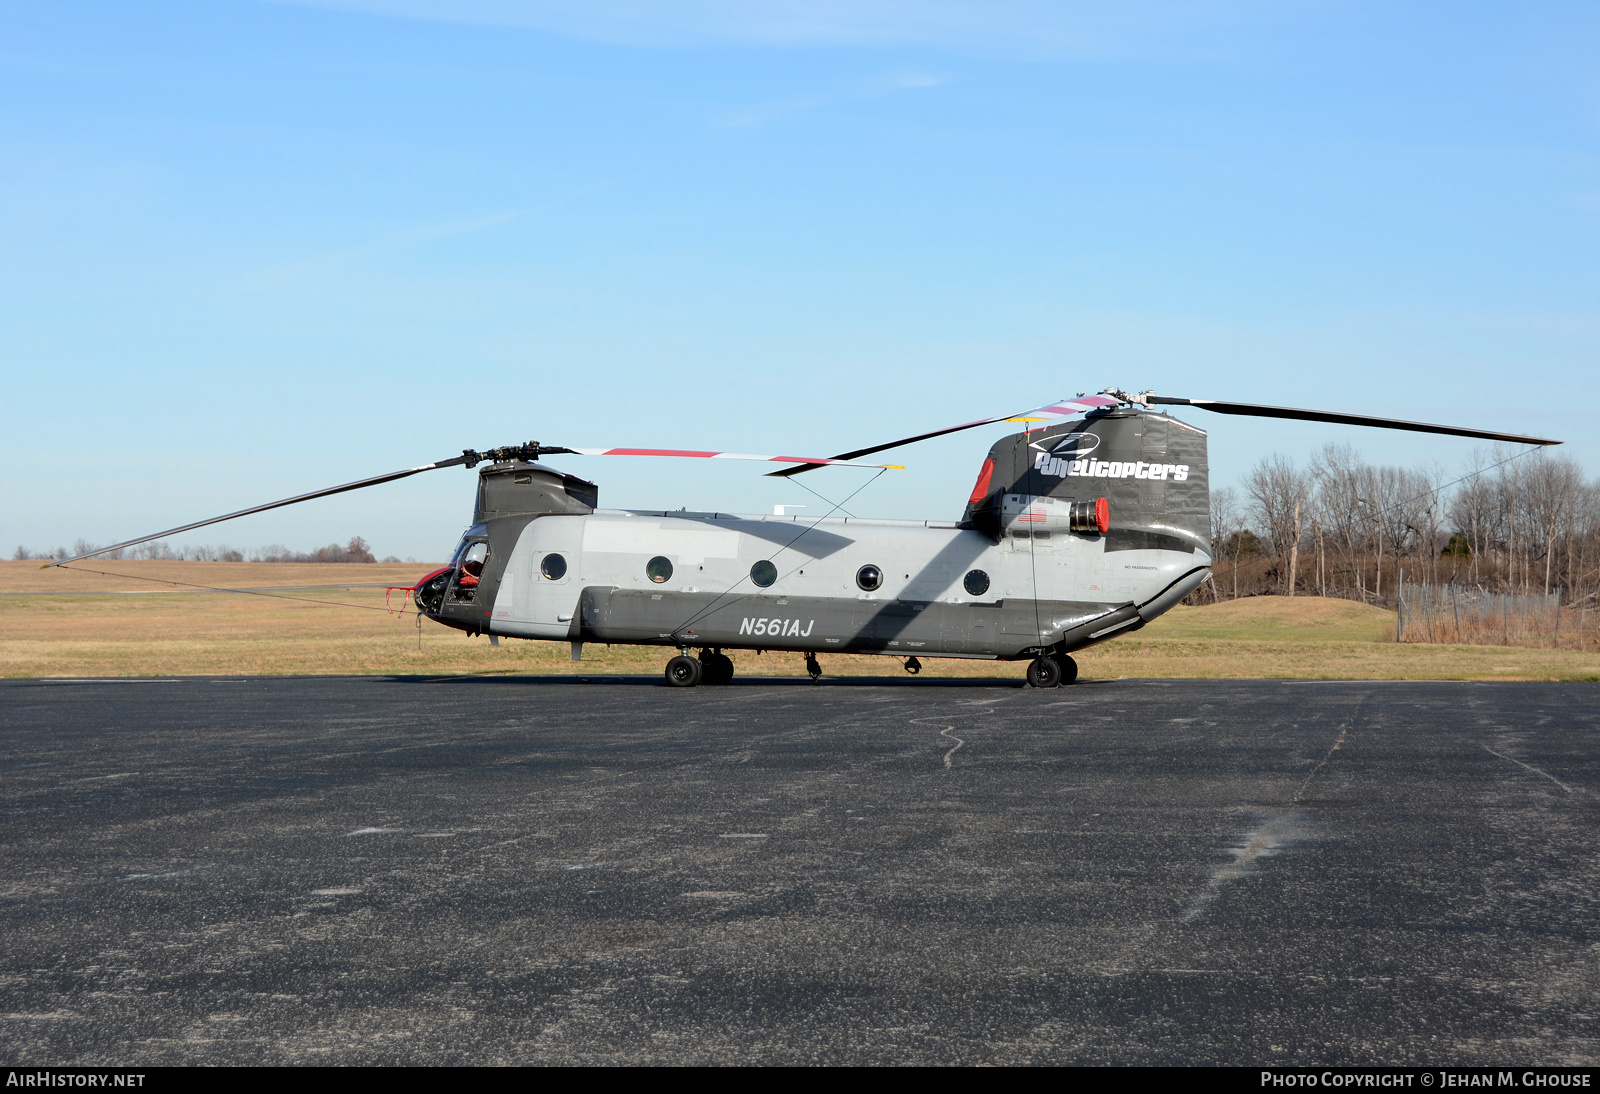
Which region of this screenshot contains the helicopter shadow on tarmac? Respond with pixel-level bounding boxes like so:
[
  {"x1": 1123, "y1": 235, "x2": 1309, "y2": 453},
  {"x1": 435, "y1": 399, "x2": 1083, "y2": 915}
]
[{"x1": 389, "y1": 672, "x2": 1120, "y2": 689}]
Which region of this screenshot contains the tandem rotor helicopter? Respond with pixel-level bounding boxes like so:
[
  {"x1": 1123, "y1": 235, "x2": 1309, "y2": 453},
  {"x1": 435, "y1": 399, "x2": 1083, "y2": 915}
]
[{"x1": 52, "y1": 389, "x2": 1558, "y2": 688}]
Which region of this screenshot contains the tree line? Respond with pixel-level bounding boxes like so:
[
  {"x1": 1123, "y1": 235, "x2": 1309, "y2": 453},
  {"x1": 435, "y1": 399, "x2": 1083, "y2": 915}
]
[
  {"x1": 12, "y1": 537, "x2": 401, "y2": 564},
  {"x1": 1210, "y1": 444, "x2": 1598, "y2": 612}
]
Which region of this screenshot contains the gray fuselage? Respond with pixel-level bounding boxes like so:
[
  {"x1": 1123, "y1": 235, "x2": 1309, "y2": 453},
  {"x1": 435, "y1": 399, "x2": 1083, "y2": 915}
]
[{"x1": 418, "y1": 409, "x2": 1214, "y2": 662}]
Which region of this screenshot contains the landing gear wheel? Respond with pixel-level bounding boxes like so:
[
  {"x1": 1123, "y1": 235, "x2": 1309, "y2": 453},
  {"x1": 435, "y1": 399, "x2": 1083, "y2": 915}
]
[
  {"x1": 804, "y1": 652, "x2": 822, "y2": 682},
  {"x1": 1026, "y1": 654, "x2": 1063, "y2": 689},
  {"x1": 699, "y1": 650, "x2": 735, "y2": 685},
  {"x1": 665, "y1": 654, "x2": 702, "y2": 688},
  {"x1": 904, "y1": 656, "x2": 922, "y2": 675},
  {"x1": 1051, "y1": 652, "x2": 1078, "y2": 686}
]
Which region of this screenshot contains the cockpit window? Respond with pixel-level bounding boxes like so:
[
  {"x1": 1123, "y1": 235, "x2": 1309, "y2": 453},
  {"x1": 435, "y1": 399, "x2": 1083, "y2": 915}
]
[{"x1": 448, "y1": 539, "x2": 489, "y2": 600}]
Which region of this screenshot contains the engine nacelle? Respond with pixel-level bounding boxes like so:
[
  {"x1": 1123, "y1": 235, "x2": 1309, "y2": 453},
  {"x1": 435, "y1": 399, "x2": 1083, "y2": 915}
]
[{"x1": 1001, "y1": 494, "x2": 1109, "y2": 535}]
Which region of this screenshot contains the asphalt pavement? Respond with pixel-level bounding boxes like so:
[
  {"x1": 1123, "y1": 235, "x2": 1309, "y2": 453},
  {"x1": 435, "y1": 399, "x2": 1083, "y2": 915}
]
[{"x1": 1, "y1": 673, "x2": 1596, "y2": 1065}]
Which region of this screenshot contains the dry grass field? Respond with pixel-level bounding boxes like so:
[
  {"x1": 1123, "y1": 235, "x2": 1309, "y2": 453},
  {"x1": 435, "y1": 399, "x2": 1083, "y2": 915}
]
[
  {"x1": 2, "y1": 561, "x2": 1596, "y2": 681},
  {"x1": 0, "y1": 559, "x2": 434, "y2": 594}
]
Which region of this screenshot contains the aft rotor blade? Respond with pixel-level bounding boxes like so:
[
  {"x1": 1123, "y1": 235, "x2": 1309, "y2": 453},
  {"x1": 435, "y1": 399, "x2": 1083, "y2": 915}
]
[
  {"x1": 565, "y1": 447, "x2": 901, "y2": 469},
  {"x1": 44, "y1": 455, "x2": 475, "y2": 567},
  {"x1": 1146, "y1": 397, "x2": 1561, "y2": 446},
  {"x1": 767, "y1": 392, "x2": 1124, "y2": 477}
]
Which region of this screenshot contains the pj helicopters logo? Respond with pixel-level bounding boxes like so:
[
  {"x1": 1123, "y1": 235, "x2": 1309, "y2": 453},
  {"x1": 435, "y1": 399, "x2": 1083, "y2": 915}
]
[
  {"x1": 1040, "y1": 433, "x2": 1102, "y2": 459},
  {"x1": 1033, "y1": 435, "x2": 1189, "y2": 481}
]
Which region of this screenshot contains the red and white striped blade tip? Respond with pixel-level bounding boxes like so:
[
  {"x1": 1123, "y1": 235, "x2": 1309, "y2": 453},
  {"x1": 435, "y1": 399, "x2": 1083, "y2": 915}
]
[
  {"x1": 567, "y1": 448, "x2": 902, "y2": 469},
  {"x1": 1003, "y1": 393, "x2": 1123, "y2": 424}
]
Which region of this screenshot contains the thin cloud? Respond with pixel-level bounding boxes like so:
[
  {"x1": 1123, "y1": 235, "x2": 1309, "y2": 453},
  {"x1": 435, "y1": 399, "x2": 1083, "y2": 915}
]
[
  {"x1": 719, "y1": 70, "x2": 950, "y2": 129},
  {"x1": 260, "y1": 0, "x2": 1299, "y2": 59}
]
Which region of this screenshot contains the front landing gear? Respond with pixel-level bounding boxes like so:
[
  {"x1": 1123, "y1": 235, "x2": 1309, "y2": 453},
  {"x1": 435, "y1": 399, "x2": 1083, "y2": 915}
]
[
  {"x1": 665, "y1": 654, "x2": 702, "y2": 688},
  {"x1": 699, "y1": 648, "x2": 734, "y2": 686},
  {"x1": 666, "y1": 649, "x2": 734, "y2": 687},
  {"x1": 1026, "y1": 652, "x2": 1079, "y2": 689},
  {"x1": 903, "y1": 656, "x2": 922, "y2": 675},
  {"x1": 804, "y1": 652, "x2": 822, "y2": 682}
]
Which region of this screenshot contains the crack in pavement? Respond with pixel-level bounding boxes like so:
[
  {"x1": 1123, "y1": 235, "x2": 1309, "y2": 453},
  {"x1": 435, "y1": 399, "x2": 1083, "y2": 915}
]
[
  {"x1": 911, "y1": 705, "x2": 999, "y2": 770},
  {"x1": 1480, "y1": 743, "x2": 1575, "y2": 795}
]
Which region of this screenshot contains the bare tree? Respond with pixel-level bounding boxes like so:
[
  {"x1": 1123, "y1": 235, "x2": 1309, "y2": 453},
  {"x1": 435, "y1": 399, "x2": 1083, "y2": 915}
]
[
  {"x1": 1312, "y1": 444, "x2": 1370, "y2": 599},
  {"x1": 1523, "y1": 452, "x2": 1585, "y2": 595},
  {"x1": 1449, "y1": 449, "x2": 1498, "y2": 586},
  {"x1": 1210, "y1": 486, "x2": 1241, "y2": 600},
  {"x1": 1245, "y1": 454, "x2": 1313, "y2": 594}
]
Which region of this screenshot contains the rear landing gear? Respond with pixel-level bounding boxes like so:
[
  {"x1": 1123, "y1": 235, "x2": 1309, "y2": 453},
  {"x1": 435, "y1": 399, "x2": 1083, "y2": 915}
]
[
  {"x1": 1026, "y1": 652, "x2": 1079, "y2": 688},
  {"x1": 1026, "y1": 655, "x2": 1062, "y2": 689},
  {"x1": 804, "y1": 652, "x2": 822, "y2": 681},
  {"x1": 903, "y1": 656, "x2": 922, "y2": 675},
  {"x1": 1053, "y1": 652, "x2": 1079, "y2": 686}
]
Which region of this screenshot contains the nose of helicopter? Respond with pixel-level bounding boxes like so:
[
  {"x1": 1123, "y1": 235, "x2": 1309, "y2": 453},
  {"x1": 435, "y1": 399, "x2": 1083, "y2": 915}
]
[
  {"x1": 404, "y1": 565, "x2": 455, "y2": 617},
  {"x1": 412, "y1": 565, "x2": 451, "y2": 590}
]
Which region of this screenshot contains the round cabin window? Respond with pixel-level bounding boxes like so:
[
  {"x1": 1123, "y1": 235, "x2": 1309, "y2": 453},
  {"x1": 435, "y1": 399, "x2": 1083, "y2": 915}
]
[
  {"x1": 963, "y1": 569, "x2": 990, "y2": 597},
  {"x1": 646, "y1": 556, "x2": 673, "y2": 584},
  {"x1": 750, "y1": 560, "x2": 777, "y2": 588},
  {"x1": 856, "y1": 564, "x2": 882, "y2": 591},
  {"x1": 540, "y1": 553, "x2": 568, "y2": 580}
]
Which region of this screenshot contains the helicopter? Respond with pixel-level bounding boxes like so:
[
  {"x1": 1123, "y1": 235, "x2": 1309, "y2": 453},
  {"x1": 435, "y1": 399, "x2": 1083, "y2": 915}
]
[{"x1": 50, "y1": 389, "x2": 1559, "y2": 688}]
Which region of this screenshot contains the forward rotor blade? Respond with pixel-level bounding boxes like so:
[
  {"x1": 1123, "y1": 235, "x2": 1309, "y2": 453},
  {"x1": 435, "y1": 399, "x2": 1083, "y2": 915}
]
[
  {"x1": 1146, "y1": 397, "x2": 1561, "y2": 446},
  {"x1": 44, "y1": 454, "x2": 475, "y2": 567},
  {"x1": 766, "y1": 393, "x2": 1124, "y2": 477},
  {"x1": 565, "y1": 447, "x2": 901, "y2": 469}
]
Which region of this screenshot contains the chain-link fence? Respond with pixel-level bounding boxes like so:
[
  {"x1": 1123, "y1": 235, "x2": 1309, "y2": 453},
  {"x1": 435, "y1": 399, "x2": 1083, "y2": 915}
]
[{"x1": 1396, "y1": 581, "x2": 1592, "y2": 648}]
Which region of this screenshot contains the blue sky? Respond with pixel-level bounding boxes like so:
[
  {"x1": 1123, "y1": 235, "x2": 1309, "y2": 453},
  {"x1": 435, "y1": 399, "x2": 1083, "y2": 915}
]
[{"x1": 3, "y1": 1, "x2": 1596, "y2": 560}]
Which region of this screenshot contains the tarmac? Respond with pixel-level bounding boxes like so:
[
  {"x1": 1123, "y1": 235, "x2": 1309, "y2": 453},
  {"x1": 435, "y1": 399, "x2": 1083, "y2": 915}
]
[{"x1": 1, "y1": 673, "x2": 1597, "y2": 1065}]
